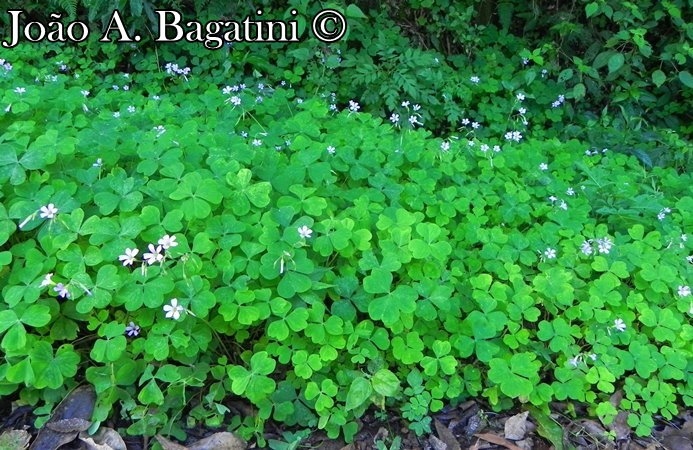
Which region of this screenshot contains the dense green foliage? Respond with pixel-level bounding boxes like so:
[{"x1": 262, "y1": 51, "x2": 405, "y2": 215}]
[{"x1": 0, "y1": 0, "x2": 691, "y2": 446}]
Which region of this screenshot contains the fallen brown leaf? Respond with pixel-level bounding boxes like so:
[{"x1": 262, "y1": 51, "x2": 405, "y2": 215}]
[
  {"x1": 473, "y1": 433, "x2": 525, "y2": 450},
  {"x1": 504, "y1": 411, "x2": 529, "y2": 441}
]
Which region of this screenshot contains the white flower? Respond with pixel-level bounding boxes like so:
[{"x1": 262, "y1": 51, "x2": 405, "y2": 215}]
[
  {"x1": 127, "y1": 105, "x2": 135, "y2": 113},
  {"x1": 39, "y1": 204, "x2": 58, "y2": 219},
  {"x1": 158, "y1": 234, "x2": 178, "y2": 250},
  {"x1": 589, "y1": 353, "x2": 597, "y2": 361},
  {"x1": 222, "y1": 86, "x2": 232, "y2": 95},
  {"x1": 566, "y1": 187, "x2": 575, "y2": 196},
  {"x1": 401, "y1": 100, "x2": 410, "y2": 107},
  {"x1": 544, "y1": 248, "x2": 557, "y2": 259},
  {"x1": 252, "y1": 139, "x2": 262, "y2": 146},
  {"x1": 326, "y1": 145, "x2": 336, "y2": 154},
  {"x1": 678, "y1": 285, "x2": 691, "y2": 297},
  {"x1": 118, "y1": 248, "x2": 139, "y2": 266},
  {"x1": 559, "y1": 200, "x2": 568, "y2": 211},
  {"x1": 125, "y1": 321, "x2": 140, "y2": 337},
  {"x1": 613, "y1": 318, "x2": 626, "y2": 332},
  {"x1": 143, "y1": 244, "x2": 164, "y2": 265},
  {"x1": 539, "y1": 163, "x2": 549, "y2": 171},
  {"x1": 440, "y1": 141, "x2": 450, "y2": 152},
  {"x1": 81, "y1": 90, "x2": 90, "y2": 97},
  {"x1": 549, "y1": 196, "x2": 558, "y2": 203},
  {"x1": 471, "y1": 122, "x2": 480, "y2": 129},
  {"x1": 461, "y1": 118, "x2": 470, "y2": 125},
  {"x1": 390, "y1": 113, "x2": 399, "y2": 124},
  {"x1": 92, "y1": 158, "x2": 103, "y2": 168},
  {"x1": 163, "y1": 298, "x2": 184, "y2": 320},
  {"x1": 40, "y1": 273, "x2": 54, "y2": 288},
  {"x1": 568, "y1": 356, "x2": 580, "y2": 367},
  {"x1": 113, "y1": 112, "x2": 120, "y2": 118},
  {"x1": 412, "y1": 104, "x2": 421, "y2": 111},
  {"x1": 348, "y1": 100, "x2": 360, "y2": 112},
  {"x1": 681, "y1": 234, "x2": 688, "y2": 242},
  {"x1": 230, "y1": 96, "x2": 241, "y2": 106},
  {"x1": 480, "y1": 144, "x2": 489, "y2": 153},
  {"x1": 123, "y1": 85, "x2": 130, "y2": 91},
  {"x1": 298, "y1": 225, "x2": 313, "y2": 239},
  {"x1": 657, "y1": 212, "x2": 666, "y2": 221},
  {"x1": 516, "y1": 93, "x2": 525, "y2": 101},
  {"x1": 470, "y1": 76, "x2": 480, "y2": 83},
  {"x1": 518, "y1": 107, "x2": 527, "y2": 114},
  {"x1": 14, "y1": 87, "x2": 26, "y2": 94},
  {"x1": 493, "y1": 145, "x2": 501, "y2": 153},
  {"x1": 53, "y1": 283, "x2": 70, "y2": 298}
]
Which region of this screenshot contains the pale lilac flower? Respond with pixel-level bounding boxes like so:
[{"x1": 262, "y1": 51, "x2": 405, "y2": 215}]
[
  {"x1": 390, "y1": 113, "x2": 399, "y2": 123},
  {"x1": 40, "y1": 273, "x2": 54, "y2": 288},
  {"x1": 143, "y1": 244, "x2": 163, "y2": 265},
  {"x1": 118, "y1": 248, "x2": 139, "y2": 266},
  {"x1": 163, "y1": 298, "x2": 184, "y2": 320},
  {"x1": 568, "y1": 356, "x2": 580, "y2": 368},
  {"x1": 298, "y1": 225, "x2": 313, "y2": 239},
  {"x1": 125, "y1": 321, "x2": 140, "y2": 337},
  {"x1": 597, "y1": 237, "x2": 613, "y2": 254},
  {"x1": 348, "y1": 100, "x2": 360, "y2": 112},
  {"x1": 53, "y1": 283, "x2": 70, "y2": 298},
  {"x1": 581, "y1": 240, "x2": 594, "y2": 256},
  {"x1": 613, "y1": 318, "x2": 626, "y2": 332},
  {"x1": 229, "y1": 96, "x2": 241, "y2": 106},
  {"x1": 39, "y1": 204, "x2": 58, "y2": 219},
  {"x1": 678, "y1": 285, "x2": 691, "y2": 297},
  {"x1": 123, "y1": 85, "x2": 129, "y2": 91}
]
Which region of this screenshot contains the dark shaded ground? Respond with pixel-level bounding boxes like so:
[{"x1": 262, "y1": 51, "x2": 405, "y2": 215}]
[{"x1": 1, "y1": 387, "x2": 692, "y2": 450}]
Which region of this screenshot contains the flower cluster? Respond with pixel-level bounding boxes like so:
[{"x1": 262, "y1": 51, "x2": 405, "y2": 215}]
[
  {"x1": 657, "y1": 207, "x2": 672, "y2": 221},
  {"x1": 504, "y1": 130, "x2": 523, "y2": 143},
  {"x1": 165, "y1": 62, "x2": 191, "y2": 78},
  {"x1": 118, "y1": 235, "x2": 178, "y2": 268},
  {"x1": 581, "y1": 237, "x2": 614, "y2": 256},
  {"x1": 390, "y1": 100, "x2": 424, "y2": 128},
  {"x1": 551, "y1": 94, "x2": 566, "y2": 108},
  {"x1": 568, "y1": 352, "x2": 598, "y2": 368}
]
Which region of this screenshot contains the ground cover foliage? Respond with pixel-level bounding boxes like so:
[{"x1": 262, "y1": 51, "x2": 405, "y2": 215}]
[{"x1": 0, "y1": 0, "x2": 691, "y2": 447}]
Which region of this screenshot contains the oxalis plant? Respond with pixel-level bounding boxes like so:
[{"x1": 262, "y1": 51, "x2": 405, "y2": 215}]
[{"x1": 0, "y1": 39, "x2": 691, "y2": 447}]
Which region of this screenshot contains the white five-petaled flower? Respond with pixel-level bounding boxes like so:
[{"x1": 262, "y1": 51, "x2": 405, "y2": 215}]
[
  {"x1": 40, "y1": 273, "x2": 54, "y2": 287},
  {"x1": 53, "y1": 283, "x2": 70, "y2": 298},
  {"x1": 440, "y1": 141, "x2": 450, "y2": 152},
  {"x1": 39, "y1": 204, "x2": 58, "y2": 219},
  {"x1": 566, "y1": 187, "x2": 575, "y2": 196},
  {"x1": 164, "y1": 298, "x2": 184, "y2": 320},
  {"x1": 125, "y1": 321, "x2": 140, "y2": 337},
  {"x1": 516, "y1": 92, "x2": 525, "y2": 101},
  {"x1": 326, "y1": 145, "x2": 336, "y2": 154},
  {"x1": 118, "y1": 248, "x2": 139, "y2": 266},
  {"x1": 470, "y1": 76, "x2": 480, "y2": 83},
  {"x1": 544, "y1": 248, "x2": 557, "y2": 259},
  {"x1": 389, "y1": 113, "x2": 399, "y2": 124},
  {"x1": 678, "y1": 285, "x2": 691, "y2": 297},
  {"x1": 158, "y1": 234, "x2": 178, "y2": 250},
  {"x1": 539, "y1": 163, "x2": 549, "y2": 171},
  {"x1": 613, "y1": 318, "x2": 626, "y2": 332},
  {"x1": 143, "y1": 244, "x2": 164, "y2": 265},
  {"x1": 14, "y1": 87, "x2": 26, "y2": 94},
  {"x1": 298, "y1": 225, "x2": 313, "y2": 239}
]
